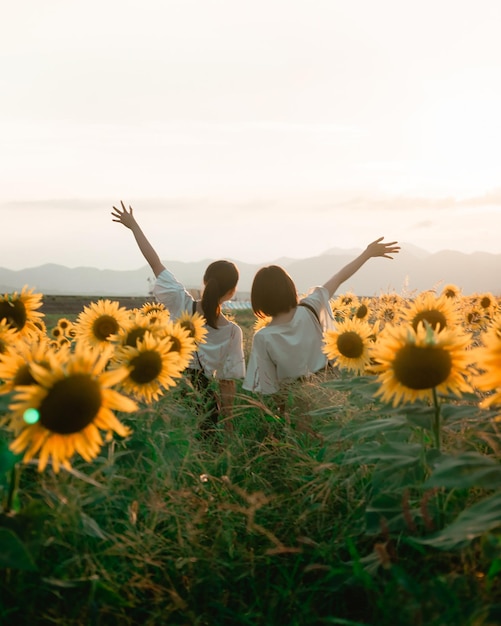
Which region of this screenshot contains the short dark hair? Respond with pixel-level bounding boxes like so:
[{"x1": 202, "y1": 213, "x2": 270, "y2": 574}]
[{"x1": 251, "y1": 265, "x2": 298, "y2": 318}]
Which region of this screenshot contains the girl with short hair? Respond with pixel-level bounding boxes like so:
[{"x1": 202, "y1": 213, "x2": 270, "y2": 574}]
[{"x1": 243, "y1": 237, "x2": 400, "y2": 396}]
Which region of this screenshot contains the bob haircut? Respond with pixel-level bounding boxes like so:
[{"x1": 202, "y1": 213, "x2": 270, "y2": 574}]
[{"x1": 251, "y1": 265, "x2": 298, "y2": 318}]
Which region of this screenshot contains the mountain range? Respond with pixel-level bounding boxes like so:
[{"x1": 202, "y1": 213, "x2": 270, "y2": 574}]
[{"x1": 0, "y1": 244, "x2": 499, "y2": 298}]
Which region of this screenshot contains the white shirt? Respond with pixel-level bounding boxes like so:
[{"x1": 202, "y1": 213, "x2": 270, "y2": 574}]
[
  {"x1": 153, "y1": 269, "x2": 245, "y2": 380},
  {"x1": 243, "y1": 286, "x2": 334, "y2": 395}
]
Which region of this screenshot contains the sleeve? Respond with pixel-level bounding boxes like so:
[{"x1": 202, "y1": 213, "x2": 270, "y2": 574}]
[
  {"x1": 219, "y1": 324, "x2": 246, "y2": 380},
  {"x1": 242, "y1": 331, "x2": 280, "y2": 395},
  {"x1": 152, "y1": 269, "x2": 194, "y2": 320},
  {"x1": 300, "y1": 286, "x2": 335, "y2": 332}
]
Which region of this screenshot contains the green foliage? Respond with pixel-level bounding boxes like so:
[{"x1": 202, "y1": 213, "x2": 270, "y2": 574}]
[{"x1": 1, "y1": 311, "x2": 501, "y2": 625}]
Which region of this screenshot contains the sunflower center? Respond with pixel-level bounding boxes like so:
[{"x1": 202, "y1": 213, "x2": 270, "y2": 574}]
[
  {"x1": 129, "y1": 351, "x2": 163, "y2": 384},
  {"x1": 125, "y1": 327, "x2": 147, "y2": 347},
  {"x1": 92, "y1": 315, "x2": 120, "y2": 341},
  {"x1": 355, "y1": 304, "x2": 368, "y2": 319},
  {"x1": 444, "y1": 289, "x2": 456, "y2": 298},
  {"x1": 168, "y1": 336, "x2": 182, "y2": 353},
  {"x1": 411, "y1": 310, "x2": 447, "y2": 332},
  {"x1": 14, "y1": 365, "x2": 37, "y2": 386},
  {"x1": 393, "y1": 345, "x2": 452, "y2": 390},
  {"x1": 480, "y1": 296, "x2": 492, "y2": 309},
  {"x1": 337, "y1": 331, "x2": 364, "y2": 358},
  {"x1": 0, "y1": 300, "x2": 27, "y2": 331},
  {"x1": 38, "y1": 374, "x2": 102, "y2": 434},
  {"x1": 179, "y1": 321, "x2": 196, "y2": 337}
]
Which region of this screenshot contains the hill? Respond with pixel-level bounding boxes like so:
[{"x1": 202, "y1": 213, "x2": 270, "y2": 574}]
[{"x1": 0, "y1": 245, "x2": 499, "y2": 297}]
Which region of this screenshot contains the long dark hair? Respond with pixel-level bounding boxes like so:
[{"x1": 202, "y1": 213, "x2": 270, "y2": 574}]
[
  {"x1": 251, "y1": 265, "x2": 298, "y2": 318},
  {"x1": 201, "y1": 260, "x2": 239, "y2": 329}
]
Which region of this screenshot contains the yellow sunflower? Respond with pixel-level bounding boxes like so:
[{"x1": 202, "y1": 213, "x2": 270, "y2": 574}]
[
  {"x1": 371, "y1": 322, "x2": 473, "y2": 407},
  {"x1": 176, "y1": 309, "x2": 208, "y2": 345},
  {"x1": 137, "y1": 302, "x2": 171, "y2": 327},
  {"x1": 73, "y1": 299, "x2": 132, "y2": 347},
  {"x1": 254, "y1": 315, "x2": 272, "y2": 331},
  {"x1": 110, "y1": 310, "x2": 157, "y2": 348},
  {"x1": 352, "y1": 297, "x2": 372, "y2": 322},
  {"x1": 6, "y1": 344, "x2": 136, "y2": 473},
  {"x1": 374, "y1": 293, "x2": 405, "y2": 328},
  {"x1": 157, "y1": 320, "x2": 197, "y2": 370},
  {"x1": 0, "y1": 319, "x2": 19, "y2": 355},
  {"x1": 139, "y1": 301, "x2": 170, "y2": 317},
  {"x1": 323, "y1": 318, "x2": 375, "y2": 374},
  {"x1": 111, "y1": 331, "x2": 183, "y2": 403},
  {"x1": 441, "y1": 283, "x2": 462, "y2": 300},
  {"x1": 472, "y1": 316, "x2": 501, "y2": 408},
  {"x1": 403, "y1": 291, "x2": 460, "y2": 333},
  {"x1": 0, "y1": 286, "x2": 45, "y2": 337},
  {"x1": 461, "y1": 301, "x2": 487, "y2": 332},
  {"x1": 0, "y1": 336, "x2": 53, "y2": 395}
]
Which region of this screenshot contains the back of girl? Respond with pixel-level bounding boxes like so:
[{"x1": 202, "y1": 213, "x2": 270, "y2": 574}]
[
  {"x1": 243, "y1": 237, "x2": 400, "y2": 396},
  {"x1": 112, "y1": 201, "x2": 245, "y2": 434}
]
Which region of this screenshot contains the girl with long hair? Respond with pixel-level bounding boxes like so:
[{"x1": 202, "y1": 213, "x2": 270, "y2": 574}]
[{"x1": 112, "y1": 201, "x2": 245, "y2": 434}]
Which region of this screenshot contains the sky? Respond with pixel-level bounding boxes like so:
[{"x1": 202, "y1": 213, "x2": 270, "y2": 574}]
[{"x1": 2, "y1": 0, "x2": 501, "y2": 271}]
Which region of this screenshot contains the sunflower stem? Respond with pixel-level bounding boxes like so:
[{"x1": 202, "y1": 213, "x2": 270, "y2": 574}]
[
  {"x1": 431, "y1": 387, "x2": 441, "y2": 452},
  {"x1": 431, "y1": 387, "x2": 445, "y2": 528},
  {"x1": 5, "y1": 463, "x2": 20, "y2": 514}
]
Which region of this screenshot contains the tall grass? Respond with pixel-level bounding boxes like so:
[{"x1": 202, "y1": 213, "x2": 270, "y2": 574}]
[{"x1": 1, "y1": 309, "x2": 501, "y2": 625}]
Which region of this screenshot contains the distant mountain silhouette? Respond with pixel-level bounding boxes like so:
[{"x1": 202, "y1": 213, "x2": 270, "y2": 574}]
[{"x1": 0, "y1": 244, "x2": 499, "y2": 297}]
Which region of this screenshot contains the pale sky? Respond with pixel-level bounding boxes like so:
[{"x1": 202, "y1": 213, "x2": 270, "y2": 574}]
[{"x1": 2, "y1": 0, "x2": 501, "y2": 270}]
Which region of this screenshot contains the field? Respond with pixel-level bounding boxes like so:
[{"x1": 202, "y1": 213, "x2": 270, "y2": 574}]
[{"x1": 1, "y1": 292, "x2": 501, "y2": 625}]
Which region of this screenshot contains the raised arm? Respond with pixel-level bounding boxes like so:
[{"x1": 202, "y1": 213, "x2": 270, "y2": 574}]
[
  {"x1": 322, "y1": 237, "x2": 400, "y2": 298},
  {"x1": 111, "y1": 201, "x2": 166, "y2": 278}
]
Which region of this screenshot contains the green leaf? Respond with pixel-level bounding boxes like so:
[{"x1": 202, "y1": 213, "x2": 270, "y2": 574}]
[
  {"x1": 344, "y1": 416, "x2": 409, "y2": 440},
  {"x1": 414, "y1": 491, "x2": 501, "y2": 550},
  {"x1": 0, "y1": 527, "x2": 37, "y2": 571},
  {"x1": 425, "y1": 452, "x2": 501, "y2": 490}
]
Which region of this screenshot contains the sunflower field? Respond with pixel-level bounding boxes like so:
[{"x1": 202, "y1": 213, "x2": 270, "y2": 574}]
[{"x1": 0, "y1": 285, "x2": 501, "y2": 625}]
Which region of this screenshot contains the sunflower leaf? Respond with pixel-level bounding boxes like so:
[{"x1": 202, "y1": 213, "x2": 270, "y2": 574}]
[
  {"x1": 424, "y1": 452, "x2": 501, "y2": 490},
  {"x1": 412, "y1": 491, "x2": 501, "y2": 550}
]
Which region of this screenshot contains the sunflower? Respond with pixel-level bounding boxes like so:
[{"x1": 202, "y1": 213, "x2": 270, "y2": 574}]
[
  {"x1": 323, "y1": 318, "x2": 375, "y2": 374},
  {"x1": 157, "y1": 320, "x2": 197, "y2": 370},
  {"x1": 137, "y1": 302, "x2": 171, "y2": 327},
  {"x1": 403, "y1": 291, "x2": 460, "y2": 333},
  {"x1": 73, "y1": 299, "x2": 132, "y2": 348},
  {"x1": 139, "y1": 301, "x2": 169, "y2": 317},
  {"x1": 0, "y1": 319, "x2": 19, "y2": 355},
  {"x1": 0, "y1": 286, "x2": 45, "y2": 337},
  {"x1": 176, "y1": 310, "x2": 208, "y2": 345},
  {"x1": 0, "y1": 336, "x2": 53, "y2": 395},
  {"x1": 472, "y1": 316, "x2": 501, "y2": 408},
  {"x1": 110, "y1": 310, "x2": 157, "y2": 349},
  {"x1": 462, "y1": 302, "x2": 486, "y2": 332},
  {"x1": 111, "y1": 331, "x2": 183, "y2": 403},
  {"x1": 374, "y1": 293, "x2": 405, "y2": 328},
  {"x1": 254, "y1": 315, "x2": 272, "y2": 332},
  {"x1": 352, "y1": 297, "x2": 372, "y2": 322},
  {"x1": 371, "y1": 322, "x2": 473, "y2": 406},
  {"x1": 6, "y1": 344, "x2": 137, "y2": 473},
  {"x1": 441, "y1": 283, "x2": 462, "y2": 300}
]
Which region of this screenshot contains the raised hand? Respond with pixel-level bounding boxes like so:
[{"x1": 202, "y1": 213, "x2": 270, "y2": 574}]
[
  {"x1": 111, "y1": 200, "x2": 137, "y2": 230},
  {"x1": 365, "y1": 237, "x2": 400, "y2": 259}
]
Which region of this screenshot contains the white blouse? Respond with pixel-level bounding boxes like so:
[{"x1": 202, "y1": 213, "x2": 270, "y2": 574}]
[
  {"x1": 153, "y1": 269, "x2": 245, "y2": 380},
  {"x1": 243, "y1": 286, "x2": 334, "y2": 395}
]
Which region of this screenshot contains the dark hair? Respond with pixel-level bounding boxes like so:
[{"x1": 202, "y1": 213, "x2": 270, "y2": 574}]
[
  {"x1": 251, "y1": 265, "x2": 298, "y2": 318},
  {"x1": 201, "y1": 260, "x2": 239, "y2": 329}
]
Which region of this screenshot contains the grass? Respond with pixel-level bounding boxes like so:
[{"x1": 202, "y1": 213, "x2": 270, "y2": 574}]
[{"x1": 1, "y1": 308, "x2": 501, "y2": 625}]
